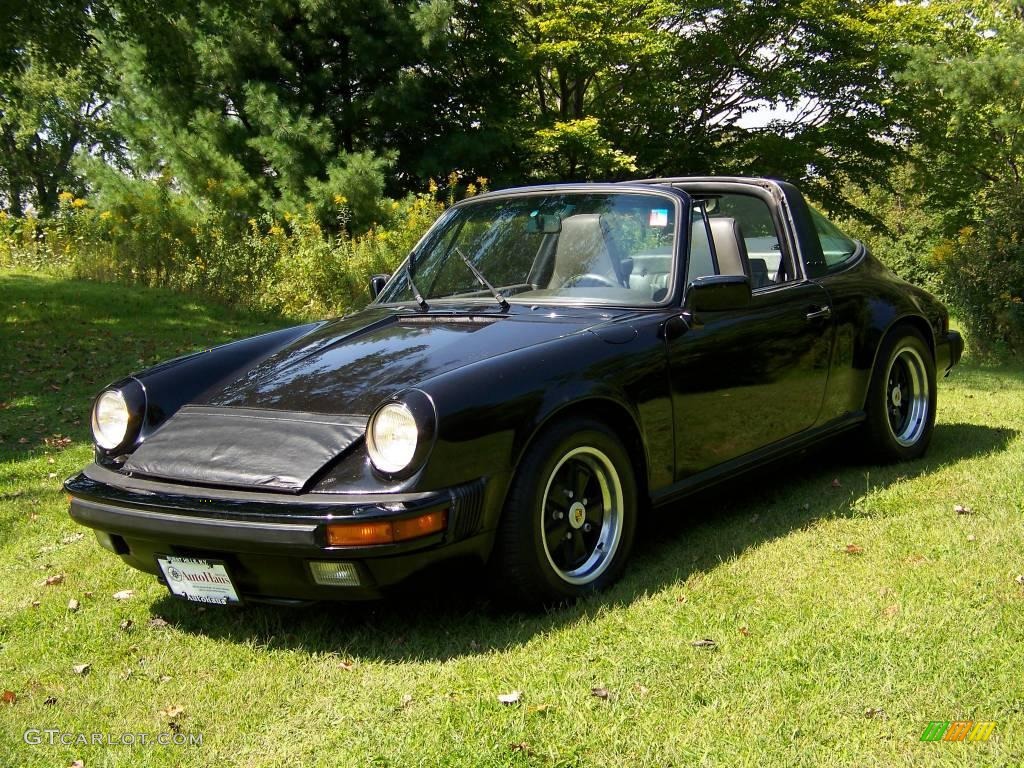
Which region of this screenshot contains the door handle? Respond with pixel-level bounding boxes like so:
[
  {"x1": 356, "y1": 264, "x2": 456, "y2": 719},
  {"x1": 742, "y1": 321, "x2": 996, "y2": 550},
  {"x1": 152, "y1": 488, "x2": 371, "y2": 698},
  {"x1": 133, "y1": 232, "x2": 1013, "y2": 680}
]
[{"x1": 806, "y1": 305, "x2": 831, "y2": 320}]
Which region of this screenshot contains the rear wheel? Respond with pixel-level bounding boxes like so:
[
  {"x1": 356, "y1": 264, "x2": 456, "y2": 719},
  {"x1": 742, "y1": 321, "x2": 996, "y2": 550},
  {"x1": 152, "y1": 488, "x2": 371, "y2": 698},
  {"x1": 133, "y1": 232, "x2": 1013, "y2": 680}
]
[
  {"x1": 492, "y1": 418, "x2": 637, "y2": 606},
  {"x1": 863, "y1": 328, "x2": 936, "y2": 462}
]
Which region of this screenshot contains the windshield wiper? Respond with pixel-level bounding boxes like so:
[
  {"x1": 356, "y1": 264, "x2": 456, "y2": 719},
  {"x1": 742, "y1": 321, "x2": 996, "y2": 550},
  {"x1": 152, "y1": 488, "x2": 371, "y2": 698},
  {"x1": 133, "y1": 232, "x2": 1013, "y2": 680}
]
[
  {"x1": 405, "y1": 263, "x2": 429, "y2": 310},
  {"x1": 454, "y1": 247, "x2": 510, "y2": 311}
]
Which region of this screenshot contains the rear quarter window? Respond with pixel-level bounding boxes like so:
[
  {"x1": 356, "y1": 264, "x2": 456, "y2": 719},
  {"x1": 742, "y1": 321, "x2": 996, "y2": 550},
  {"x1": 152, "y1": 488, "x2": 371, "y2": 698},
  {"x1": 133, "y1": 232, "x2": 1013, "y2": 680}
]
[{"x1": 809, "y1": 206, "x2": 860, "y2": 272}]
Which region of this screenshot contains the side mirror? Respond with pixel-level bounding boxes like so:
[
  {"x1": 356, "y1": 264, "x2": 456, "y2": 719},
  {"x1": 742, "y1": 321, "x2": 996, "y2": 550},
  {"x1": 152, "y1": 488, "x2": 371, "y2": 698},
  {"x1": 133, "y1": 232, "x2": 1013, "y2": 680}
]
[
  {"x1": 683, "y1": 274, "x2": 751, "y2": 314},
  {"x1": 369, "y1": 273, "x2": 390, "y2": 299}
]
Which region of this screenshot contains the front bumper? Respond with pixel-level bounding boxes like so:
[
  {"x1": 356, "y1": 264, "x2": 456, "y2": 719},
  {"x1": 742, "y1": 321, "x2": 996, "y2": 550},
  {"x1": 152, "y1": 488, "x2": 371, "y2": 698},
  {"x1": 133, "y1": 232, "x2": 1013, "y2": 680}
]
[
  {"x1": 65, "y1": 465, "x2": 489, "y2": 602},
  {"x1": 936, "y1": 330, "x2": 964, "y2": 377}
]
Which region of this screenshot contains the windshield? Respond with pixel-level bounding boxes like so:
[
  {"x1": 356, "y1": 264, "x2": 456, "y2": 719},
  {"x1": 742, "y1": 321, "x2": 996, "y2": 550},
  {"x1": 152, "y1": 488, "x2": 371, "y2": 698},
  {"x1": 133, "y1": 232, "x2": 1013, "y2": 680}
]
[{"x1": 376, "y1": 192, "x2": 680, "y2": 307}]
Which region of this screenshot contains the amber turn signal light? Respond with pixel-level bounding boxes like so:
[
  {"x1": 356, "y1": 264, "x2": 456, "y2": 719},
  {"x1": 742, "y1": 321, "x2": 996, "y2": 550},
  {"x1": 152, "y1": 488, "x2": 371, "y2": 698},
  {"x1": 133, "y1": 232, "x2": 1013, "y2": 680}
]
[{"x1": 326, "y1": 509, "x2": 447, "y2": 547}]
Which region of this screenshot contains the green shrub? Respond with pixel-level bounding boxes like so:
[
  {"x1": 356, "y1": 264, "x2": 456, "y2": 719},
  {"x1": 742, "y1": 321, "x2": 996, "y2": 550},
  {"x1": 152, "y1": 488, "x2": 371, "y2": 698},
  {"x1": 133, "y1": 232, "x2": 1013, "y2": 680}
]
[
  {"x1": 0, "y1": 181, "x2": 457, "y2": 319},
  {"x1": 933, "y1": 197, "x2": 1024, "y2": 357}
]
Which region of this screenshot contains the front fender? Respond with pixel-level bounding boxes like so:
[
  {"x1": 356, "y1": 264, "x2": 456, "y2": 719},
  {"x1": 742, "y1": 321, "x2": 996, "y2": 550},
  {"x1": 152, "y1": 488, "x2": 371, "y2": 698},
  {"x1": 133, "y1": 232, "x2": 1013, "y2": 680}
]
[{"x1": 412, "y1": 318, "x2": 672, "y2": 530}]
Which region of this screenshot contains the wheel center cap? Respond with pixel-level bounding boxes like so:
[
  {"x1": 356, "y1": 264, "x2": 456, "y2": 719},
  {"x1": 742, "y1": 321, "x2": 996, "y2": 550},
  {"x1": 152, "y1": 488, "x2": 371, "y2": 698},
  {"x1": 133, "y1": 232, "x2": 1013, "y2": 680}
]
[
  {"x1": 568, "y1": 502, "x2": 587, "y2": 529},
  {"x1": 891, "y1": 385, "x2": 902, "y2": 407}
]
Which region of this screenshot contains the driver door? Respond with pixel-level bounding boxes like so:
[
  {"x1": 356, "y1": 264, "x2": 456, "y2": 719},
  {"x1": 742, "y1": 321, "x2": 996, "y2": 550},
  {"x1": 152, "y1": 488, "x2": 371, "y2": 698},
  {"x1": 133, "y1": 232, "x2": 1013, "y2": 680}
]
[{"x1": 666, "y1": 202, "x2": 834, "y2": 480}]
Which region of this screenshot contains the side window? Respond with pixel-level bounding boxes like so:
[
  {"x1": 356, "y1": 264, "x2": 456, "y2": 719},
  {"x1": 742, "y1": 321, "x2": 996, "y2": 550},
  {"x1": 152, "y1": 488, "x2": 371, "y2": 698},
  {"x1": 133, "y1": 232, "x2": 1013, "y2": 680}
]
[
  {"x1": 708, "y1": 193, "x2": 786, "y2": 288},
  {"x1": 686, "y1": 205, "x2": 716, "y2": 283},
  {"x1": 808, "y1": 206, "x2": 858, "y2": 270}
]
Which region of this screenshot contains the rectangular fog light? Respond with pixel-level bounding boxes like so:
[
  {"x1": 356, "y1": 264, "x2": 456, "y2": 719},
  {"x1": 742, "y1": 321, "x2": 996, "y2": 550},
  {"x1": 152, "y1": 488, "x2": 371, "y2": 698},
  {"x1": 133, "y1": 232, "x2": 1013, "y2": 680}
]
[{"x1": 309, "y1": 561, "x2": 361, "y2": 587}]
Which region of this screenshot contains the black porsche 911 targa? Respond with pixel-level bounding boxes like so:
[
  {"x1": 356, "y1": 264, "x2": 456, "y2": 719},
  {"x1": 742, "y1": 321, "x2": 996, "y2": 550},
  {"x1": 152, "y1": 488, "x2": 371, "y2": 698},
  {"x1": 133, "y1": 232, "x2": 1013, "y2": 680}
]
[{"x1": 66, "y1": 177, "x2": 962, "y2": 607}]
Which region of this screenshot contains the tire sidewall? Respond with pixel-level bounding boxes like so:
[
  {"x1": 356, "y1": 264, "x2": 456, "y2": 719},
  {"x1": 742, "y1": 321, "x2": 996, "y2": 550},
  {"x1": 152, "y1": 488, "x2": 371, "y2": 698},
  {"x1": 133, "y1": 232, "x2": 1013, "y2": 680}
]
[
  {"x1": 867, "y1": 329, "x2": 937, "y2": 461},
  {"x1": 500, "y1": 419, "x2": 638, "y2": 603}
]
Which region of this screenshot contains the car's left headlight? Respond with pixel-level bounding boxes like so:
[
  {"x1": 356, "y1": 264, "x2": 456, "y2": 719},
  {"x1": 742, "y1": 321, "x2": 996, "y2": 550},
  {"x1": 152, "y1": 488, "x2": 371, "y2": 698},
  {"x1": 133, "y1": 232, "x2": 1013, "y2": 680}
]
[
  {"x1": 366, "y1": 392, "x2": 436, "y2": 476},
  {"x1": 367, "y1": 402, "x2": 418, "y2": 473}
]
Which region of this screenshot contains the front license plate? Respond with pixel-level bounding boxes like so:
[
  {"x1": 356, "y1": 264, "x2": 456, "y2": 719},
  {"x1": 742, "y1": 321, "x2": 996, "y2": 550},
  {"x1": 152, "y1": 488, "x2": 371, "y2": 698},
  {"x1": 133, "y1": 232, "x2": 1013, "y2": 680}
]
[{"x1": 156, "y1": 555, "x2": 241, "y2": 605}]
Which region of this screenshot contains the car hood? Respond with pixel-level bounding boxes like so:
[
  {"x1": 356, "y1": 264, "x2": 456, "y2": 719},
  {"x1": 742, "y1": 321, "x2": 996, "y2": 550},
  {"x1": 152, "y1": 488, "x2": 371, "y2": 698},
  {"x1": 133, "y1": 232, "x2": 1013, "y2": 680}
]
[
  {"x1": 196, "y1": 304, "x2": 613, "y2": 414},
  {"x1": 121, "y1": 304, "x2": 625, "y2": 491}
]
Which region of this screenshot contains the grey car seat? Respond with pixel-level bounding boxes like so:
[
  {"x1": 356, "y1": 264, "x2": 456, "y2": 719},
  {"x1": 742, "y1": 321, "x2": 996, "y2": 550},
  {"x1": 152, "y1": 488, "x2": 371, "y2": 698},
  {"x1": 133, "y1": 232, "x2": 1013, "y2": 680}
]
[
  {"x1": 708, "y1": 217, "x2": 751, "y2": 279},
  {"x1": 548, "y1": 214, "x2": 621, "y2": 288}
]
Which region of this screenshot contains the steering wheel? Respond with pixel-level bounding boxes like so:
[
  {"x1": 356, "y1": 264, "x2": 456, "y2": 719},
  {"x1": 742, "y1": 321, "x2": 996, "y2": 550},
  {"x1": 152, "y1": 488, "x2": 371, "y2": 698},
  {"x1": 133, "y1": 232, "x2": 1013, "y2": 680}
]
[{"x1": 560, "y1": 273, "x2": 618, "y2": 288}]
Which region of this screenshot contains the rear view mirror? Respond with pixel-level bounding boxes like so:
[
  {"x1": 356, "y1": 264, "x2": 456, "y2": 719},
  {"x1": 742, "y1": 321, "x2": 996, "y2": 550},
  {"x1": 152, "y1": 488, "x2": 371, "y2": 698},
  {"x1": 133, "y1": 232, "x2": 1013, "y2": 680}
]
[
  {"x1": 684, "y1": 274, "x2": 751, "y2": 314},
  {"x1": 526, "y1": 212, "x2": 561, "y2": 234},
  {"x1": 369, "y1": 273, "x2": 390, "y2": 299}
]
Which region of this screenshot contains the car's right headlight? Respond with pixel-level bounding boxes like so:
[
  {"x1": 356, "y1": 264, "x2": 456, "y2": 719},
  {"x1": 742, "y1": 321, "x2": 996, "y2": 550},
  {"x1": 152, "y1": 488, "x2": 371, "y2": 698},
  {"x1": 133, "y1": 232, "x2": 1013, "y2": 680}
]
[
  {"x1": 366, "y1": 402, "x2": 419, "y2": 473},
  {"x1": 92, "y1": 389, "x2": 131, "y2": 450}
]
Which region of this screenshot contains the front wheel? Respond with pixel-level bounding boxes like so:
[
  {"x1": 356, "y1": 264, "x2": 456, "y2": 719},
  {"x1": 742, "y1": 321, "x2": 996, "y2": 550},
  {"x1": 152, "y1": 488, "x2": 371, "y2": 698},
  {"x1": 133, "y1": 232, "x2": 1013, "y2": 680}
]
[
  {"x1": 863, "y1": 328, "x2": 936, "y2": 462},
  {"x1": 492, "y1": 418, "x2": 637, "y2": 606}
]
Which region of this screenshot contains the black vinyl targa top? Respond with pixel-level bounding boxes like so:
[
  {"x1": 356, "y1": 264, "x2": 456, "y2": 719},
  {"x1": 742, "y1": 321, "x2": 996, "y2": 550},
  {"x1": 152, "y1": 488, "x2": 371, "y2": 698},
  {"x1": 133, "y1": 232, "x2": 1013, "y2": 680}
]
[{"x1": 122, "y1": 406, "x2": 367, "y2": 492}]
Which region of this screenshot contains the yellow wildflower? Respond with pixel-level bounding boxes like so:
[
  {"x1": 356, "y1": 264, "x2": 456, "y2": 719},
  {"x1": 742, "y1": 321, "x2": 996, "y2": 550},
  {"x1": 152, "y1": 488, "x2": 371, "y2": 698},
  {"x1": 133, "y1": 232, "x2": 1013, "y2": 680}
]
[
  {"x1": 333, "y1": 194, "x2": 348, "y2": 205},
  {"x1": 58, "y1": 191, "x2": 74, "y2": 203},
  {"x1": 269, "y1": 225, "x2": 284, "y2": 236},
  {"x1": 71, "y1": 198, "x2": 88, "y2": 209},
  {"x1": 428, "y1": 178, "x2": 438, "y2": 195},
  {"x1": 99, "y1": 211, "x2": 112, "y2": 220},
  {"x1": 466, "y1": 183, "x2": 477, "y2": 197}
]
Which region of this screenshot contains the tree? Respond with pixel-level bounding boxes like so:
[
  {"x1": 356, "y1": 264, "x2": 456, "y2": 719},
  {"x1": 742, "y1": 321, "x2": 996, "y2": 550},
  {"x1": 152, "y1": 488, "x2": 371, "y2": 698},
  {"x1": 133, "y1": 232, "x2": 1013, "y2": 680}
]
[
  {"x1": 0, "y1": 1, "x2": 118, "y2": 216},
  {"x1": 99, "y1": 0, "x2": 453, "y2": 230}
]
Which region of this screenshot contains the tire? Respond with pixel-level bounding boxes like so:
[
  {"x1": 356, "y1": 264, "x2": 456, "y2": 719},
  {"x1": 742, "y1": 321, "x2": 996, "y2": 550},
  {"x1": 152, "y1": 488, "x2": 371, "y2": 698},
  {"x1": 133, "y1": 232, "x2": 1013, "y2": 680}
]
[
  {"x1": 862, "y1": 327, "x2": 936, "y2": 462},
  {"x1": 491, "y1": 418, "x2": 638, "y2": 607}
]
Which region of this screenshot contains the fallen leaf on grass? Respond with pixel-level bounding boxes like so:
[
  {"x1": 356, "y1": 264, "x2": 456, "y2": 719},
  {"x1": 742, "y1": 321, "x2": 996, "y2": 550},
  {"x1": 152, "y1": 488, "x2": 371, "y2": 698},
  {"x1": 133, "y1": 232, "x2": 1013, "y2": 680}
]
[
  {"x1": 864, "y1": 707, "x2": 886, "y2": 719},
  {"x1": 843, "y1": 544, "x2": 864, "y2": 555},
  {"x1": 954, "y1": 503, "x2": 973, "y2": 515},
  {"x1": 738, "y1": 626, "x2": 750, "y2": 637},
  {"x1": 159, "y1": 704, "x2": 185, "y2": 719},
  {"x1": 634, "y1": 684, "x2": 649, "y2": 696},
  {"x1": 159, "y1": 675, "x2": 172, "y2": 684},
  {"x1": 147, "y1": 616, "x2": 169, "y2": 629},
  {"x1": 510, "y1": 742, "x2": 532, "y2": 754},
  {"x1": 591, "y1": 687, "x2": 612, "y2": 700},
  {"x1": 690, "y1": 638, "x2": 717, "y2": 649},
  {"x1": 68, "y1": 599, "x2": 80, "y2": 612},
  {"x1": 337, "y1": 660, "x2": 356, "y2": 671},
  {"x1": 71, "y1": 663, "x2": 91, "y2": 676},
  {"x1": 497, "y1": 690, "x2": 522, "y2": 705},
  {"x1": 967, "y1": 534, "x2": 977, "y2": 542},
  {"x1": 44, "y1": 574, "x2": 65, "y2": 586},
  {"x1": 2, "y1": 690, "x2": 15, "y2": 705},
  {"x1": 399, "y1": 693, "x2": 413, "y2": 709},
  {"x1": 43, "y1": 434, "x2": 71, "y2": 449},
  {"x1": 882, "y1": 604, "x2": 899, "y2": 618},
  {"x1": 112, "y1": 590, "x2": 134, "y2": 601},
  {"x1": 906, "y1": 553, "x2": 928, "y2": 565}
]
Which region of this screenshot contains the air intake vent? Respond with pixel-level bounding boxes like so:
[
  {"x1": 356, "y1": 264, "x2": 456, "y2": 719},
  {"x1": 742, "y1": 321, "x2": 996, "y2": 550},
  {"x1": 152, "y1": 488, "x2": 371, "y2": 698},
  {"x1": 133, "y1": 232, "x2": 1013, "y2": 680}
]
[{"x1": 449, "y1": 479, "x2": 486, "y2": 539}]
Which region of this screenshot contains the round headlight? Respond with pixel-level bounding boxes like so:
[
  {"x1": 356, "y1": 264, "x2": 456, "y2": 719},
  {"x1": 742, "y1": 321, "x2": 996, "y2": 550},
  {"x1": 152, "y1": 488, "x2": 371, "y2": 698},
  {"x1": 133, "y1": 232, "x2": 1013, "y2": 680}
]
[
  {"x1": 367, "y1": 402, "x2": 419, "y2": 474},
  {"x1": 92, "y1": 389, "x2": 130, "y2": 450}
]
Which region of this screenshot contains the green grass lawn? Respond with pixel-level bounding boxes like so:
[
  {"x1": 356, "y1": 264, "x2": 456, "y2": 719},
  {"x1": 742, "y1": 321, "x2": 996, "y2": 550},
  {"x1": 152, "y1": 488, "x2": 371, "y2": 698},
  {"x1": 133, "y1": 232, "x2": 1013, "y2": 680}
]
[{"x1": 1, "y1": 271, "x2": 1022, "y2": 767}]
